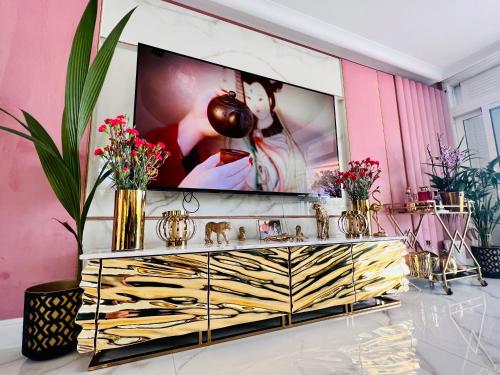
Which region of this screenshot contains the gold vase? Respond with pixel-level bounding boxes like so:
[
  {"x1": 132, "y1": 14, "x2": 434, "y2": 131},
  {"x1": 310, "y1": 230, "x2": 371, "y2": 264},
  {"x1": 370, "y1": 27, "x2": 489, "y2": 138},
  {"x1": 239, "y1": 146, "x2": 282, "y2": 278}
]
[
  {"x1": 112, "y1": 189, "x2": 146, "y2": 251},
  {"x1": 439, "y1": 191, "x2": 464, "y2": 212},
  {"x1": 351, "y1": 199, "x2": 372, "y2": 236}
]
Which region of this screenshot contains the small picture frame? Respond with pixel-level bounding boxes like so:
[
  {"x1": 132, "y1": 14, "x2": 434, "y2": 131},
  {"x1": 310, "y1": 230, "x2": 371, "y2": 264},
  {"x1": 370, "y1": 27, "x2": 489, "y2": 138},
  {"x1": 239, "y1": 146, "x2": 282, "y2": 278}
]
[{"x1": 258, "y1": 219, "x2": 283, "y2": 240}]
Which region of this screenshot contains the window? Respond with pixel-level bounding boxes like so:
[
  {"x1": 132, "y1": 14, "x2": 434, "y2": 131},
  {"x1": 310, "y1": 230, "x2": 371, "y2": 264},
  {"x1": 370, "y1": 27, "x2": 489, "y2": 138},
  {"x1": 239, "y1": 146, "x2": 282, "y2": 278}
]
[
  {"x1": 488, "y1": 106, "x2": 500, "y2": 156},
  {"x1": 462, "y1": 113, "x2": 491, "y2": 168}
]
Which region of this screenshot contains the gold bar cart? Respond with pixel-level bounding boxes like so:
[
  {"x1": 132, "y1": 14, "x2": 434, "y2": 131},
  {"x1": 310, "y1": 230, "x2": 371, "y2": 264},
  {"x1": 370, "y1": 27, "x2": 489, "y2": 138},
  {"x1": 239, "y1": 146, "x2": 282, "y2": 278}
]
[{"x1": 386, "y1": 201, "x2": 488, "y2": 295}]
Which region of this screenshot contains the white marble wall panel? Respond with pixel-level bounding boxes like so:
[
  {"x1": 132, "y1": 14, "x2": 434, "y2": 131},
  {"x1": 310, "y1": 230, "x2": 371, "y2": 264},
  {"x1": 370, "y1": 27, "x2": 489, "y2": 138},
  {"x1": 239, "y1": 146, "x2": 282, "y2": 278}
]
[{"x1": 83, "y1": 0, "x2": 347, "y2": 251}]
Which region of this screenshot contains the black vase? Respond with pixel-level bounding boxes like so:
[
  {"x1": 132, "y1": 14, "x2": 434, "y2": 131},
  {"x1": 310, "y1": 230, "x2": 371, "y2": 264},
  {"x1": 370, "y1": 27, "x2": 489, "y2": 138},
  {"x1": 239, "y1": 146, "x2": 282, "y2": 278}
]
[
  {"x1": 22, "y1": 280, "x2": 82, "y2": 360},
  {"x1": 472, "y1": 246, "x2": 500, "y2": 278}
]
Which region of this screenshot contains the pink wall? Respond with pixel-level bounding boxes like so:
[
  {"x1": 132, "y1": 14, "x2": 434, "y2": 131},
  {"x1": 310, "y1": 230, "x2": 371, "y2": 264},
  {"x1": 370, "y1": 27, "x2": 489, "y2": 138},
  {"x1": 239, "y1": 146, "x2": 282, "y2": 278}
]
[
  {"x1": 342, "y1": 60, "x2": 453, "y2": 246},
  {"x1": 0, "y1": 0, "x2": 91, "y2": 319},
  {"x1": 342, "y1": 60, "x2": 410, "y2": 234}
]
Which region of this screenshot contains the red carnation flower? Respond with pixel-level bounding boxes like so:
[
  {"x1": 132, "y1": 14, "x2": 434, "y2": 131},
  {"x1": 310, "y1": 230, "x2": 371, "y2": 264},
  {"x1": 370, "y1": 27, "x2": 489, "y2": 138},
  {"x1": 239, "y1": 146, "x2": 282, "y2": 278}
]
[
  {"x1": 98, "y1": 124, "x2": 107, "y2": 132},
  {"x1": 94, "y1": 148, "x2": 104, "y2": 156},
  {"x1": 125, "y1": 129, "x2": 139, "y2": 136}
]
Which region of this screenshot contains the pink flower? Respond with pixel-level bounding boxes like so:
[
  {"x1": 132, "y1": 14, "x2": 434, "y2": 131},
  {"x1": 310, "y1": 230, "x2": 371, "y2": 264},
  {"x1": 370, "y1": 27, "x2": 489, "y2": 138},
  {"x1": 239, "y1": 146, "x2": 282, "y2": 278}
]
[
  {"x1": 94, "y1": 148, "x2": 104, "y2": 156},
  {"x1": 134, "y1": 138, "x2": 145, "y2": 148},
  {"x1": 98, "y1": 124, "x2": 107, "y2": 132},
  {"x1": 157, "y1": 142, "x2": 166, "y2": 150},
  {"x1": 131, "y1": 150, "x2": 138, "y2": 157},
  {"x1": 123, "y1": 167, "x2": 129, "y2": 172},
  {"x1": 116, "y1": 115, "x2": 125, "y2": 120}
]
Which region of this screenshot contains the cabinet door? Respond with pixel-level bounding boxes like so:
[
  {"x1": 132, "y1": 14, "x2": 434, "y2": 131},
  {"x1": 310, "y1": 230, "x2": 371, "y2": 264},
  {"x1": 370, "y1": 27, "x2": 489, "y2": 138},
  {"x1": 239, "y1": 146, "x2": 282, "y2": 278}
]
[
  {"x1": 76, "y1": 259, "x2": 101, "y2": 353},
  {"x1": 93, "y1": 254, "x2": 209, "y2": 351},
  {"x1": 352, "y1": 240, "x2": 408, "y2": 302},
  {"x1": 209, "y1": 248, "x2": 290, "y2": 331},
  {"x1": 290, "y1": 244, "x2": 355, "y2": 313}
]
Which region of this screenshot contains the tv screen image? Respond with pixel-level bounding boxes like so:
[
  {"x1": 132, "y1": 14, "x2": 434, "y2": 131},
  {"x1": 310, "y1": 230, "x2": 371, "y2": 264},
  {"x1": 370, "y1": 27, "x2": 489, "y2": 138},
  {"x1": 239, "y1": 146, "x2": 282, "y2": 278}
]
[{"x1": 134, "y1": 44, "x2": 340, "y2": 195}]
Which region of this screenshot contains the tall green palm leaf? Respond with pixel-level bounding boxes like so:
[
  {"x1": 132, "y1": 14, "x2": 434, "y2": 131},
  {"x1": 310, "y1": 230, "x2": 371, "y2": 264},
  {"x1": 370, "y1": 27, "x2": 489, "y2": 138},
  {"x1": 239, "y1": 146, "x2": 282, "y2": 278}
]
[{"x1": 0, "y1": 0, "x2": 136, "y2": 281}]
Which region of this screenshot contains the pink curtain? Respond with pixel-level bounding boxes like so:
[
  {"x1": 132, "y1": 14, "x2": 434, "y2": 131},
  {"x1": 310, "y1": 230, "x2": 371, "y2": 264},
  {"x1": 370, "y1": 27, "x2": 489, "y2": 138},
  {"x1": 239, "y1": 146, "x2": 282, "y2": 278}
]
[{"x1": 394, "y1": 76, "x2": 453, "y2": 250}]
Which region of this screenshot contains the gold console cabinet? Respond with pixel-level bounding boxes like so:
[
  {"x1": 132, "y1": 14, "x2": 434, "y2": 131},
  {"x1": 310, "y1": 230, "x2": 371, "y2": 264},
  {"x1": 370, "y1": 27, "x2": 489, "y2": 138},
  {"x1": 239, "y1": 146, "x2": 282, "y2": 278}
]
[{"x1": 76, "y1": 238, "x2": 408, "y2": 369}]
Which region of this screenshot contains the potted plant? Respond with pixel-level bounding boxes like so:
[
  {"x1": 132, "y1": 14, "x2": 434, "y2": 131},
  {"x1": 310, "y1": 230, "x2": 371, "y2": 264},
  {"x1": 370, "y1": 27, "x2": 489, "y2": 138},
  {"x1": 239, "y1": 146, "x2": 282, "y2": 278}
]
[
  {"x1": 425, "y1": 135, "x2": 471, "y2": 211},
  {"x1": 331, "y1": 157, "x2": 381, "y2": 235},
  {"x1": 462, "y1": 157, "x2": 500, "y2": 278},
  {"x1": 93, "y1": 115, "x2": 170, "y2": 251},
  {"x1": 0, "y1": 0, "x2": 135, "y2": 360}
]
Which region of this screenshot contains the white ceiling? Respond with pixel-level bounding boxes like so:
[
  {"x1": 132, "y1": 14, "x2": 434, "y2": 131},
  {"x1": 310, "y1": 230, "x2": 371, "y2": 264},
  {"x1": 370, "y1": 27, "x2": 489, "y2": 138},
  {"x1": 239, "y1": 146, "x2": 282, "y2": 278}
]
[{"x1": 170, "y1": 0, "x2": 500, "y2": 84}]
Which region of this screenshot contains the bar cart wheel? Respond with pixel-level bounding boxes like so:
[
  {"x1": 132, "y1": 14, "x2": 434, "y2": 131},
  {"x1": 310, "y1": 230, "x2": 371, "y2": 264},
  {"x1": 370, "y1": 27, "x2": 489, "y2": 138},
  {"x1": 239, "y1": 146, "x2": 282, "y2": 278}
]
[
  {"x1": 480, "y1": 279, "x2": 488, "y2": 287},
  {"x1": 444, "y1": 286, "x2": 453, "y2": 295}
]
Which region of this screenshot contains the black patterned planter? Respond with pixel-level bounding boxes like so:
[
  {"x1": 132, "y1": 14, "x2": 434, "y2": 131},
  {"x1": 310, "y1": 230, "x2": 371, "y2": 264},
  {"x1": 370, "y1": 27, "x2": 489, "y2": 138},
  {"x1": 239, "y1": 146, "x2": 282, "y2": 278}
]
[
  {"x1": 22, "y1": 280, "x2": 82, "y2": 360},
  {"x1": 472, "y1": 246, "x2": 500, "y2": 278}
]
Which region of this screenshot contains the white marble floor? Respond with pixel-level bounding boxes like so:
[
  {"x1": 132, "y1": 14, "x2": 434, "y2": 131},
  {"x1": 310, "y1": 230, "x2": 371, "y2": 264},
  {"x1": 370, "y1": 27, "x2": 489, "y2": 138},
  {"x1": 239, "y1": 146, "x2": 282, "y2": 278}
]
[{"x1": 1, "y1": 278, "x2": 499, "y2": 375}]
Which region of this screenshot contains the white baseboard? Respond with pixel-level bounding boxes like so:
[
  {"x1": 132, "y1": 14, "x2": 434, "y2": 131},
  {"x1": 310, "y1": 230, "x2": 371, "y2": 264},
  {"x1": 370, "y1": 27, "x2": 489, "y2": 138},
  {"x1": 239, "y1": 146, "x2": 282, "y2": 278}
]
[{"x1": 0, "y1": 317, "x2": 22, "y2": 349}]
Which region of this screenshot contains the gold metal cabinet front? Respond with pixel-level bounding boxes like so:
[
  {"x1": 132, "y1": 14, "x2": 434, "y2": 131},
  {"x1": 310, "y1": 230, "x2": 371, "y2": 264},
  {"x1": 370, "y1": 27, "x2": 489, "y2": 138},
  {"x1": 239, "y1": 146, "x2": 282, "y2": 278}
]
[
  {"x1": 94, "y1": 254, "x2": 208, "y2": 352},
  {"x1": 209, "y1": 248, "x2": 290, "y2": 330},
  {"x1": 75, "y1": 260, "x2": 101, "y2": 353},
  {"x1": 351, "y1": 240, "x2": 409, "y2": 302},
  {"x1": 290, "y1": 244, "x2": 356, "y2": 313}
]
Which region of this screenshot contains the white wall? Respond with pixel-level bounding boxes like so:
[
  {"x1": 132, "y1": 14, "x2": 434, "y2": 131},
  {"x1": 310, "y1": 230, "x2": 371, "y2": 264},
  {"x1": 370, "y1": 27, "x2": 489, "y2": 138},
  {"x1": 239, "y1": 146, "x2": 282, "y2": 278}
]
[
  {"x1": 84, "y1": 0, "x2": 346, "y2": 249},
  {"x1": 445, "y1": 64, "x2": 500, "y2": 246}
]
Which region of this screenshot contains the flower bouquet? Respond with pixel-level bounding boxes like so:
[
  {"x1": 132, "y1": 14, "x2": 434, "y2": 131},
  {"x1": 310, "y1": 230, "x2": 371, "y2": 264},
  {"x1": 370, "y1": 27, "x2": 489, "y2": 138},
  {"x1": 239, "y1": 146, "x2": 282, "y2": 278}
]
[
  {"x1": 94, "y1": 115, "x2": 170, "y2": 250},
  {"x1": 332, "y1": 157, "x2": 381, "y2": 235},
  {"x1": 332, "y1": 158, "x2": 381, "y2": 200}
]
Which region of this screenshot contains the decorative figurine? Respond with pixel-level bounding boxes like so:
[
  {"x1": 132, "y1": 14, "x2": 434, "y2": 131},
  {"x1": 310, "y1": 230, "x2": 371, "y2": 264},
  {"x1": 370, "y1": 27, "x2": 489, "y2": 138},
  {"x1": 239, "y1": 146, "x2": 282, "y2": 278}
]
[
  {"x1": 205, "y1": 221, "x2": 231, "y2": 245},
  {"x1": 294, "y1": 225, "x2": 305, "y2": 242},
  {"x1": 312, "y1": 203, "x2": 329, "y2": 240},
  {"x1": 237, "y1": 226, "x2": 246, "y2": 242},
  {"x1": 369, "y1": 188, "x2": 387, "y2": 237}
]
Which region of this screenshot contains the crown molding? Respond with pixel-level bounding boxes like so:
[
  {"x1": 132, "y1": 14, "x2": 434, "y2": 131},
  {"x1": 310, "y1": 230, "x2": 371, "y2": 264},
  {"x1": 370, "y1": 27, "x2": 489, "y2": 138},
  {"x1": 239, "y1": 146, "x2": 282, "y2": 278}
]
[
  {"x1": 443, "y1": 41, "x2": 500, "y2": 86},
  {"x1": 167, "y1": 0, "x2": 444, "y2": 84}
]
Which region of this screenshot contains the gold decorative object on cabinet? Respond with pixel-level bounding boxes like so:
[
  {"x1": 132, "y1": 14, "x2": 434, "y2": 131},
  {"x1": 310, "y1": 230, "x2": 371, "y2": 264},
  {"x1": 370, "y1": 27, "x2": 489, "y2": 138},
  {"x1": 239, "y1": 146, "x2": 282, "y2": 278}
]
[
  {"x1": 294, "y1": 225, "x2": 305, "y2": 241},
  {"x1": 338, "y1": 210, "x2": 367, "y2": 238},
  {"x1": 369, "y1": 187, "x2": 387, "y2": 237},
  {"x1": 312, "y1": 203, "x2": 329, "y2": 239},
  {"x1": 112, "y1": 189, "x2": 146, "y2": 251},
  {"x1": 156, "y1": 210, "x2": 196, "y2": 247},
  {"x1": 205, "y1": 221, "x2": 231, "y2": 245},
  {"x1": 351, "y1": 199, "x2": 372, "y2": 236},
  {"x1": 237, "y1": 226, "x2": 246, "y2": 242},
  {"x1": 290, "y1": 244, "x2": 356, "y2": 313},
  {"x1": 209, "y1": 248, "x2": 290, "y2": 330}
]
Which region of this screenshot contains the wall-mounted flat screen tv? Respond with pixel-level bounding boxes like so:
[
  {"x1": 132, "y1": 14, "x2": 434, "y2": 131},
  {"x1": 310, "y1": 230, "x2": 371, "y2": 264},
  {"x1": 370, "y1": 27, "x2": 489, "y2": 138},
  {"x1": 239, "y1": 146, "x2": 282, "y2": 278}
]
[{"x1": 134, "y1": 43, "x2": 340, "y2": 196}]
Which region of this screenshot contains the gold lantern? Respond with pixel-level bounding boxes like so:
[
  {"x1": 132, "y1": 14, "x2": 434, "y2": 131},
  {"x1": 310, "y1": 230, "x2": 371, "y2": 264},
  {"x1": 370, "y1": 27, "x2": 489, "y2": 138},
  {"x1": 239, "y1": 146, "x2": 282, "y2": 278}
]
[
  {"x1": 156, "y1": 210, "x2": 196, "y2": 247},
  {"x1": 338, "y1": 210, "x2": 368, "y2": 238}
]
